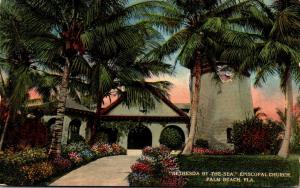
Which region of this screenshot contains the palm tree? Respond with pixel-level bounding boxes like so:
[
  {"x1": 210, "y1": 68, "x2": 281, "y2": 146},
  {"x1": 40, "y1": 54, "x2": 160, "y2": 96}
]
[
  {"x1": 145, "y1": 0, "x2": 257, "y2": 154},
  {"x1": 9, "y1": 0, "x2": 173, "y2": 157},
  {"x1": 221, "y1": 0, "x2": 300, "y2": 158},
  {"x1": 85, "y1": 26, "x2": 173, "y2": 141},
  {"x1": 0, "y1": 1, "x2": 57, "y2": 152}
]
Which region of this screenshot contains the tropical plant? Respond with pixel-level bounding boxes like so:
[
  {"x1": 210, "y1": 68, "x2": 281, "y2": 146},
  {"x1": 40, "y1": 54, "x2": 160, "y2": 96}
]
[
  {"x1": 5, "y1": 0, "x2": 175, "y2": 157},
  {"x1": 146, "y1": 0, "x2": 257, "y2": 154},
  {"x1": 233, "y1": 117, "x2": 284, "y2": 155},
  {"x1": 0, "y1": 1, "x2": 56, "y2": 152},
  {"x1": 221, "y1": 0, "x2": 300, "y2": 158},
  {"x1": 159, "y1": 127, "x2": 185, "y2": 149}
]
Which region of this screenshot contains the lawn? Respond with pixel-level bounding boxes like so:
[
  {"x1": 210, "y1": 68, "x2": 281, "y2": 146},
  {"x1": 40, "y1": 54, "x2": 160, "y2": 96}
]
[{"x1": 178, "y1": 154, "x2": 299, "y2": 187}]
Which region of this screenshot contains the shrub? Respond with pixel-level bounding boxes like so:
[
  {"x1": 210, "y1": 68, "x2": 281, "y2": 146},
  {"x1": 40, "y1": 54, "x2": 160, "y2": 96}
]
[
  {"x1": 91, "y1": 143, "x2": 113, "y2": 156},
  {"x1": 51, "y1": 156, "x2": 72, "y2": 173},
  {"x1": 192, "y1": 147, "x2": 234, "y2": 155},
  {"x1": 79, "y1": 149, "x2": 96, "y2": 161},
  {"x1": 159, "y1": 127, "x2": 184, "y2": 149},
  {"x1": 233, "y1": 117, "x2": 284, "y2": 154},
  {"x1": 62, "y1": 141, "x2": 89, "y2": 155},
  {"x1": 68, "y1": 135, "x2": 86, "y2": 144},
  {"x1": 195, "y1": 139, "x2": 209, "y2": 148},
  {"x1": 0, "y1": 148, "x2": 47, "y2": 165},
  {"x1": 21, "y1": 162, "x2": 54, "y2": 185},
  {"x1": 68, "y1": 151, "x2": 83, "y2": 164},
  {"x1": 128, "y1": 145, "x2": 186, "y2": 187}
]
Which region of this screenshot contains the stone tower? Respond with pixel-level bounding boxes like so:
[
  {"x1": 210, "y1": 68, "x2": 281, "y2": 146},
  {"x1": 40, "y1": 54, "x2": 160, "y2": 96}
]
[{"x1": 193, "y1": 64, "x2": 254, "y2": 149}]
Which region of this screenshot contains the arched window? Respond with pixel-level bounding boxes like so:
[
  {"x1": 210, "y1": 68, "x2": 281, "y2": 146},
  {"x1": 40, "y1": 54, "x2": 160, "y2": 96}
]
[
  {"x1": 68, "y1": 119, "x2": 81, "y2": 141},
  {"x1": 227, "y1": 128, "x2": 233, "y2": 143}
]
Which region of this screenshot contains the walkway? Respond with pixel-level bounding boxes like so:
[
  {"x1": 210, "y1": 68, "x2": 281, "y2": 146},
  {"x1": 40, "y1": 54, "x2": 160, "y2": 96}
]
[{"x1": 50, "y1": 150, "x2": 141, "y2": 186}]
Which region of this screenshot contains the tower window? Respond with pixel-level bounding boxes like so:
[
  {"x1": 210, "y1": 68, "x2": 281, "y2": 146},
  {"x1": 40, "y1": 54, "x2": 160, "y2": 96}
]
[{"x1": 227, "y1": 128, "x2": 233, "y2": 143}]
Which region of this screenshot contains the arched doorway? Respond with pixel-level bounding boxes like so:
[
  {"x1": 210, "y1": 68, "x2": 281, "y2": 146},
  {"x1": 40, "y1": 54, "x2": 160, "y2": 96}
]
[
  {"x1": 68, "y1": 119, "x2": 81, "y2": 142},
  {"x1": 127, "y1": 125, "x2": 152, "y2": 149},
  {"x1": 95, "y1": 127, "x2": 118, "y2": 144},
  {"x1": 159, "y1": 125, "x2": 185, "y2": 149}
]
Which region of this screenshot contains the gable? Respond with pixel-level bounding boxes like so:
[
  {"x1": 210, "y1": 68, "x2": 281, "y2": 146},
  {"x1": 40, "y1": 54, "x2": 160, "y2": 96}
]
[{"x1": 107, "y1": 99, "x2": 180, "y2": 117}]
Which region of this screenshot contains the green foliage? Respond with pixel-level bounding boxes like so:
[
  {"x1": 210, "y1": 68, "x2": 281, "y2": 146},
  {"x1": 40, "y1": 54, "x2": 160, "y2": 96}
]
[
  {"x1": 62, "y1": 142, "x2": 89, "y2": 156},
  {"x1": 67, "y1": 135, "x2": 86, "y2": 144},
  {"x1": 178, "y1": 155, "x2": 299, "y2": 187},
  {"x1": 232, "y1": 117, "x2": 284, "y2": 154},
  {"x1": 99, "y1": 121, "x2": 147, "y2": 140},
  {"x1": 0, "y1": 148, "x2": 50, "y2": 185},
  {"x1": 195, "y1": 139, "x2": 209, "y2": 149},
  {"x1": 159, "y1": 127, "x2": 184, "y2": 149}
]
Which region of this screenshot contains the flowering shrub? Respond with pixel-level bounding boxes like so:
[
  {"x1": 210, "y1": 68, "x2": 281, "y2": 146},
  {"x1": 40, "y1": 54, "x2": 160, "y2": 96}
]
[
  {"x1": 79, "y1": 149, "x2": 95, "y2": 161},
  {"x1": 62, "y1": 141, "x2": 89, "y2": 155},
  {"x1": 0, "y1": 142, "x2": 126, "y2": 185},
  {"x1": 131, "y1": 162, "x2": 152, "y2": 174},
  {"x1": 192, "y1": 147, "x2": 234, "y2": 155},
  {"x1": 91, "y1": 143, "x2": 126, "y2": 156},
  {"x1": 51, "y1": 156, "x2": 72, "y2": 173},
  {"x1": 233, "y1": 117, "x2": 284, "y2": 154},
  {"x1": 21, "y1": 162, "x2": 54, "y2": 185},
  {"x1": 128, "y1": 145, "x2": 186, "y2": 187},
  {"x1": 68, "y1": 151, "x2": 83, "y2": 164}
]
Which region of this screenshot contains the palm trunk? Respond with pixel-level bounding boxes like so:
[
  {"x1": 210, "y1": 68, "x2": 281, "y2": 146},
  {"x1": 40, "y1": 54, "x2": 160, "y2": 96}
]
[
  {"x1": 91, "y1": 96, "x2": 103, "y2": 143},
  {"x1": 182, "y1": 51, "x2": 201, "y2": 155},
  {"x1": 0, "y1": 112, "x2": 10, "y2": 153},
  {"x1": 278, "y1": 72, "x2": 293, "y2": 158},
  {"x1": 49, "y1": 58, "x2": 70, "y2": 158}
]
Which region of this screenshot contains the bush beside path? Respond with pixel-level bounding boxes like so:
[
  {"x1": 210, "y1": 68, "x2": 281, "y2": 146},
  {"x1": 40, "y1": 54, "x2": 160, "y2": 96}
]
[{"x1": 50, "y1": 155, "x2": 139, "y2": 186}]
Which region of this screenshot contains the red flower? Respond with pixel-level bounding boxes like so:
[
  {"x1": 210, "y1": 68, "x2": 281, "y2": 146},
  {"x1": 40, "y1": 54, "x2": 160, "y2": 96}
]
[{"x1": 131, "y1": 162, "x2": 152, "y2": 174}]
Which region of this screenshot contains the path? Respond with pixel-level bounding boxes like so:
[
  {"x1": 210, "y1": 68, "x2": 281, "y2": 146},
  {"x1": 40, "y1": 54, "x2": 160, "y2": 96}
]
[{"x1": 50, "y1": 150, "x2": 141, "y2": 186}]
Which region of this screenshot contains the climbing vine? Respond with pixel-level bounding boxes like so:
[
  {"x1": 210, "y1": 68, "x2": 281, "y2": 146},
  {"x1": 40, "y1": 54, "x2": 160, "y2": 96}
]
[{"x1": 99, "y1": 120, "x2": 147, "y2": 141}]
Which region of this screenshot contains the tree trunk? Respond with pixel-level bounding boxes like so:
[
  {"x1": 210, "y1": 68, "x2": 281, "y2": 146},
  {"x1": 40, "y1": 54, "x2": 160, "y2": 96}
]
[
  {"x1": 48, "y1": 58, "x2": 70, "y2": 158},
  {"x1": 0, "y1": 112, "x2": 10, "y2": 153},
  {"x1": 182, "y1": 51, "x2": 201, "y2": 155},
  {"x1": 91, "y1": 96, "x2": 103, "y2": 143},
  {"x1": 278, "y1": 72, "x2": 293, "y2": 158}
]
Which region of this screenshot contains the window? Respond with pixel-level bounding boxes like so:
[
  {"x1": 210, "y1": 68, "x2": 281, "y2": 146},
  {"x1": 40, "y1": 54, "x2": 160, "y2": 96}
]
[
  {"x1": 139, "y1": 104, "x2": 148, "y2": 113},
  {"x1": 227, "y1": 128, "x2": 233, "y2": 143},
  {"x1": 68, "y1": 119, "x2": 81, "y2": 141}
]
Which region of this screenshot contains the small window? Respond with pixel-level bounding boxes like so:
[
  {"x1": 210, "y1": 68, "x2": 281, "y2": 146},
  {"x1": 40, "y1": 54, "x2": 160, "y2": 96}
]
[
  {"x1": 139, "y1": 105, "x2": 148, "y2": 113},
  {"x1": 227, "y1": 128, "x2": 233, "y2": 143}
]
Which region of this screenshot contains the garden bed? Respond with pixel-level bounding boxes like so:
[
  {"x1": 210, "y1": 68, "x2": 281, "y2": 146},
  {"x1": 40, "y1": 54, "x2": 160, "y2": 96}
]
[
  {"x1": 177, "y1": 155, "x2": 299, "y2": 187},
  {"x1": 0, "y1": 142, "x2": 126, "y2": 186}
]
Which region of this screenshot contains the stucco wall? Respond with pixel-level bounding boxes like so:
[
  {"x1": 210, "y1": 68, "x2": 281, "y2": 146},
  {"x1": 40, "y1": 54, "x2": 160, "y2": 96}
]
[
  {"x1": 194, "y1": 73, "x2": 254, "y2": 149},
  {"x1": 118, "y1": 123, "x2": 188, "y2": 149}
]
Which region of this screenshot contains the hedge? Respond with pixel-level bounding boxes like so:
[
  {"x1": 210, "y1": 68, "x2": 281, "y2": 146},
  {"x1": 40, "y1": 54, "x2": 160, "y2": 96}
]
[{"x1": 177, "y1": 155, "x2": 299, "y2": 187}]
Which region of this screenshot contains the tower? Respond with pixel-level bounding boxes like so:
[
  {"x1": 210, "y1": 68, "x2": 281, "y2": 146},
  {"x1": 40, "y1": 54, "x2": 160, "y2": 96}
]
[{"x1": 194, "y1": 64, "x2": 254, "y2": 149}]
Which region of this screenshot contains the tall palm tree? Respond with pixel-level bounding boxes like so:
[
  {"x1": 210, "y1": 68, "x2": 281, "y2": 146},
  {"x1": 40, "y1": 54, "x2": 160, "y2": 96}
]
[
  {"x1": 9, "y1": 0, "x2": 173, "y2": 157},
  {"x1": 221, "y1": 0, "x2": 300, "y2": 158},
  {"x1": 85, "y1": 26, "x2": 173, "y2": 141},
  {"x1": 145, "y1": 0, "x2": 257, "y2": 154}
]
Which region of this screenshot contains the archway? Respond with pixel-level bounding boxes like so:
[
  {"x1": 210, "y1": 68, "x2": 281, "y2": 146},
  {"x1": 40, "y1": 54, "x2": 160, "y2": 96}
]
[
  {"x1": 127, "y1": 125, "x2": 152, "y2": 149},
  {"x1": 95, "y1": 127, "x2": 118, "y2": 144},
  {"x1": 68, "y1": 119, "x2": 81, "y2": 142},
  {"x1": 159, "y1": 125, "x2": 185, "y2": 149}
]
